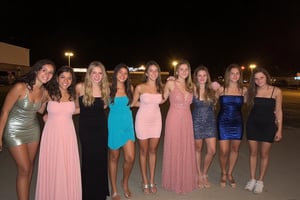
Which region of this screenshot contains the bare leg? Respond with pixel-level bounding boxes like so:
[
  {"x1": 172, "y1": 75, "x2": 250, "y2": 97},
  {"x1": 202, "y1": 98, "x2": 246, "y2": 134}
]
[
  {"x1": 9, "y1": 141, "x2": 39, "y2": 200},
  {"x1": 109, "y1": 148, "x2": 120, "y2": 198},
  {"x1": 258, "y1": 142, "x2": 272, "y2": 181},
  {"x1": 138, "y1": 139, "x2": 150, "y2": 194},
  {"x1": 219, "y1": 140, "x2": 230, "y2": 187},
  {"x1": 121, "y1": 140, "x2": 135, "y2": 198},
  {"x1": 195, "y1": 139, "x2": 204, "y2": 188},
  {"x1": 202, "y1": 137, "x2": 216, "y2": 188},
  {"x1": 227, "y1": 140, "x2": 241, "y2": 188},
  {"x1": 148, "y1": 138, "x2": 160, "y2": 193},
  {"x1": 248, "y1": 140, "x2": 259, "y2": 180}
]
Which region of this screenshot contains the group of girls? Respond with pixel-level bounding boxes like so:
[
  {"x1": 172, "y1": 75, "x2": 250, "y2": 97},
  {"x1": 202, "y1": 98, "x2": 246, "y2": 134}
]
[{"x1": 0, "y1": 58, "x2": 282, "y2": 200}]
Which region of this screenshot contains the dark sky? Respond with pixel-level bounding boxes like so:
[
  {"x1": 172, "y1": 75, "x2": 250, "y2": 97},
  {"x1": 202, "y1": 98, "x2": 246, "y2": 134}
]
[{"x1": 1, "y1": 1, "x2": 300, "y2": 76}]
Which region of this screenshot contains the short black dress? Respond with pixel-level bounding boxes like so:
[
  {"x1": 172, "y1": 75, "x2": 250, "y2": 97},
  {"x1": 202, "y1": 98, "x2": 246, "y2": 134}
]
[{"x1": 246, "y1": 88, "x2": 277, "y2": 143}]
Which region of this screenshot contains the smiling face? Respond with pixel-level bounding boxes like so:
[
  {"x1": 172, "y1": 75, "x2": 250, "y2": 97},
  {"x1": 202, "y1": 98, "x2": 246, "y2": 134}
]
[
  {"x1": 90, "y1": 66, "x2": 103, "y2": 84},
  {"x1": 36, "y1": 64, "x2": 55, "y2": 84},
  {"x1": 196, "y1": 70, "x2": 208, "y2": 85},
  {"x1": 117, "y1": 67, "x2": 129, "y2": 83},
  {"x1": 177, "y1": 63, "x2": 189, "y2": 80},
  {"x1": 254, "y1": 72, "x2": 267, "y2": 87},
  {"x1": 57, "y1": 71, "x2": 72, "y2": 91},
  {"x1": 146, "y1": 65, "x2": 159, "y2": 81}
]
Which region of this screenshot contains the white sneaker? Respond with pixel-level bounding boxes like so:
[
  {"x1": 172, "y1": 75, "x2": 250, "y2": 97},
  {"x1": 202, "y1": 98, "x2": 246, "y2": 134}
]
[
  {"x1": 244, "y1": 179, "x2": 256, "y2": 191},
  {"x1": 253, "y1": 180, "x2": 264, "y2": 194}
]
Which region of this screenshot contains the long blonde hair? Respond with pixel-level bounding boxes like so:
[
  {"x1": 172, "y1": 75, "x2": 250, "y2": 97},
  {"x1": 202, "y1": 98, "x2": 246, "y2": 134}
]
[
  {"x1": 175, "y1": 59, "x2": 193, "y2": 92},
  {"x1": 82, "y1": 61, "x2": 110, "y2": 106}
]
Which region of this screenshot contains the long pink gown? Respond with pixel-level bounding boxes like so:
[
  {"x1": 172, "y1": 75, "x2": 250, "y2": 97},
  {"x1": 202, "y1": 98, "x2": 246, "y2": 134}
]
[
  {"x1": 162, "y1": 83, "x2": 197, "y2": 194},
  {"x1": 35, "y1": 101, "x2": 82, "y2": 200}
]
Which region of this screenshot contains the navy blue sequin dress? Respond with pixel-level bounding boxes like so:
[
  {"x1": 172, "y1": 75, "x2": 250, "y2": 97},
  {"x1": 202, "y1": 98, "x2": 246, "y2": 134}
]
[
  {"x1": 192, "y1": 97, "x2": 217, "y2": 139},
  {"x1": 217, "y1": 95, "x2": 244, "y2": 140}
]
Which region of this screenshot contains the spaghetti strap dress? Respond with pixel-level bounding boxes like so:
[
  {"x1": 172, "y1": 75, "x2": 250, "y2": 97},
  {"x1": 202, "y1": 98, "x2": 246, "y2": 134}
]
[
  {"x1": 135, "y1": 93, "x2": 162, "y2": 140},
  {"x1": 3, "y1": 88, "x2": 41, "y2": 147},
  {"x1": 35, "y1": 101, "x2": 81, "y2": 200},
  {"x1": 192, "y1": 97, "x2": 217, "y2": 139},
  {"x1": 108, "y1": 96, "x2": 135, "y2": 150},
  {"x1": 78, "y1": 96, "x2": 109, "y2": 199},
  {"x1": 246, "y1": 87, "x2": 277, "y2": 143},
  {"x1": 217, "y1": 94, "x2": 244, "y2": 140},
  {"x1": 162, "y1": 83, "x2": 197, "y2": 194}
]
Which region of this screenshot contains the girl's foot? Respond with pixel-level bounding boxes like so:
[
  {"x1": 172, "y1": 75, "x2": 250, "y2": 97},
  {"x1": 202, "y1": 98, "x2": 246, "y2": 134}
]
[
  {"x1": 220, "y1": 173, "x2": 227, "y2": 188},
  {"x1": 203, "y1": 174, "x2": 211, "y2": 188},
  {"x1": 227, "y1": 174, "x2": 236, "y2": 188},
  {"x1": 149, "y1": 183, "x2": 157, "y2": 194}
]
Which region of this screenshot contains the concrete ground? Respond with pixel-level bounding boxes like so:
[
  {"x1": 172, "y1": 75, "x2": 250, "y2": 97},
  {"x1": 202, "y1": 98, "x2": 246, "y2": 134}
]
[{"x1": 1, "y1": 126, "x2": 299, "y2": 200}]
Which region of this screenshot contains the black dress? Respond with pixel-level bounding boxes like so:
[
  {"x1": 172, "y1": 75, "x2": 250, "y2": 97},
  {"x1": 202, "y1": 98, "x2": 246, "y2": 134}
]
[
  {"x1": 79, "y1": 96, "x2": 109, "y2": 200},
  {"x1": 246, "y1": 88, "x2": 277, "y2": 143}
]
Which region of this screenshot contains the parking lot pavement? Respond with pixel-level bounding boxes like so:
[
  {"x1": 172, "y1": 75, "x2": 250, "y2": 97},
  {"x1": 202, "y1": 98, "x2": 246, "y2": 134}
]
[{"x1": 1, "y1": 126, "x2": 299, "y2": 200}]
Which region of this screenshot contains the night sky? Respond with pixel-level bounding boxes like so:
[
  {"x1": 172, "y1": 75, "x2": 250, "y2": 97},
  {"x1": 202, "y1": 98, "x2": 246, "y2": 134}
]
[{"x1": 1, "y1": 1, "x2": 300, "y2": 77}]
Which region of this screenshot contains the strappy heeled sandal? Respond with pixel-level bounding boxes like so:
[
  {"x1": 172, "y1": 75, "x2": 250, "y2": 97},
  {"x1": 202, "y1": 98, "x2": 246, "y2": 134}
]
[
  {"x1": 142, "y1": 183, "x2": 150, "y2": 194},
  {"x1": 227, "y1": 174, "x2": 236, "y2": 188},
  {"x1": 203, "y1": 174, "x2": 211, "y2": 188},
  {"x1": 121, "y1": 179, "x2": 132, "y2": 199},
  {"x1": 149, "y1": 183, "x2": 157, "y2": 194},
  {"x1": 220, "y1": 173, "x2": 227, "y2": 188},
  {"x1": 111, "y1": 192, "x2": 121, "y2": 200}
]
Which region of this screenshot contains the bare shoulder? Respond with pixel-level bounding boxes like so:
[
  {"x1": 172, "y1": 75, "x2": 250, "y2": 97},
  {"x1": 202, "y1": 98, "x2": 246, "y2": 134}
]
[
  {"x1": 75, "y1": 82, "x2": 84, "y2": 91},
  {"x1": 274, "y1": 86, "x2": 282, "y2": 96},
  {"x1": 130, "y1": 84, "x2": 134, "y2": 92},
  {"x1": 134, "y1": 83, "x2": 143, "y2": 92},
  {"x1": 9, "y1": 82, "x2": 26, "y2": 96}
]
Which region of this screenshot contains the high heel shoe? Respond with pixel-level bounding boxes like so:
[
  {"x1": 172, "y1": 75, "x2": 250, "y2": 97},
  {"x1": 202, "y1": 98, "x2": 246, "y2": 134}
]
[
  {"x1": 220, "y1": 173, "x2": 227, "y2": 188},
  {"x1": 227, "y1": 174, "x2": 236, "y2": 188},
  {"x1": 202, "y1": 174, "x2": 211, "y2": 188},
  {"x1": 121, "y1": 179, "x2": 132, "y2": 199},
  {"x1": 142, "y1": 183, "x2": 150, "y2": 194},
  {"x1": 111, "y1": 192, "x2": 121, "y2": 200},
  {"x1": 149, "y1": 183, "x2": 157, "y2": 194},
  {"x1": 198, "y1": 175, "x2": 204, "y2": 189}
]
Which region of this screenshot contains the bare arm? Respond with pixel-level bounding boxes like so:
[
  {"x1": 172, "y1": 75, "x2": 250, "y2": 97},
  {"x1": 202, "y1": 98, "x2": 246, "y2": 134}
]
[
  {"x1": 74, "y1": 83, "x2": 83, "y2": 115},
  {"x1": 131, "y1": 84, "x2": 142, "y2": 107},
  {"x1": 160, "y1": 80, "x2": 174, "y2": 104},
  {"x1": 274, "y1": 87, "x2": 283, "y2": 141}
]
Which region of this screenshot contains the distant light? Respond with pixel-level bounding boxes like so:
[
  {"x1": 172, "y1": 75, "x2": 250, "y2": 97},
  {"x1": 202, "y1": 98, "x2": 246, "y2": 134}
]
[
  {"x1": 295, "y1": 76, "x2": 300, "y2": 80},
  {"x1": 73, "y1": 68, "x2": 87, "y2": 72}
]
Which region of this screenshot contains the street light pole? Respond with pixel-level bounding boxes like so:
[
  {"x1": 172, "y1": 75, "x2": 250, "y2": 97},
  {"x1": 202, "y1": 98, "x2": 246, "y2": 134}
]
[
  {"x1": 249, "y1": 64, "x2": 256, "y2": 74},
  {"x1": 172, "y1": 61, "x2": 178, "y2": 76},
  {"x1": 64, "y1": 52, "x2": 74, "y2": 67}
]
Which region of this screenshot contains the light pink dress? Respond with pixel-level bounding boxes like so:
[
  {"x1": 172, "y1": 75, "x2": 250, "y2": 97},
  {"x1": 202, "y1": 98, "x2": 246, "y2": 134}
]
[
  {"x1": 35, "y1": 101, "x2": 82, "y2": 200},
  {"x1": 162, "y1": 83, "x2": 197, "y2": 194},
  {"x1": 135, "y1": 93, "x2": 162, "y2": 140}
]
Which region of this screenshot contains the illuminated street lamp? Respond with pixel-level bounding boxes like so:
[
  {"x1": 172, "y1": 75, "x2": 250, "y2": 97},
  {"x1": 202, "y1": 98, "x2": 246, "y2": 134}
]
[
  {"x1": 249, "y1": 64, "x2": 256, "y2": 74},
  {"x1": 241, "y1": 66, "x2": 245, "y2": 83},
  {"x1": 65, "y1": 52, "x2": 74, "y2": 67},
  {"x1": 172, "y1": 60, "x2": 178, "y2": 76}
]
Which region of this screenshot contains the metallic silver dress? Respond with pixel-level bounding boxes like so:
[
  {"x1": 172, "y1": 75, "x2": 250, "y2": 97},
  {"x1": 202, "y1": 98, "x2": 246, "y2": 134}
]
[{"x1": 3, "y1": 89, "x2": 41, "y2": 147}]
